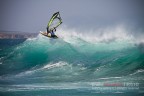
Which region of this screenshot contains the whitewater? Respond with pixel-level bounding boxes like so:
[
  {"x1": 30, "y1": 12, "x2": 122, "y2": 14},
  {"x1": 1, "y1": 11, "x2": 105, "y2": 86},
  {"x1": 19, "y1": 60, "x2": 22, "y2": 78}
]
[{"x1": 0, "y1": 26, "x2": 144, "y2": 96}]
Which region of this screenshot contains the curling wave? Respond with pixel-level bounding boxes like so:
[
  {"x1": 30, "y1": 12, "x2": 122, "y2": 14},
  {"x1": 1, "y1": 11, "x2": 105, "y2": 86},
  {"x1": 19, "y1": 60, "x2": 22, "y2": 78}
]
[{"x1": 0, "y1": 27, "x2": 144, "y2": 93}]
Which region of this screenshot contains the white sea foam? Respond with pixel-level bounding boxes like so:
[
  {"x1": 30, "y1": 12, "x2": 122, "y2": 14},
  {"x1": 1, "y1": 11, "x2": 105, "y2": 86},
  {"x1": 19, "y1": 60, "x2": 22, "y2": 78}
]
[
  {"x1": 42, "y1": 61, "x2": 68, "y2": 69},
  {"x1": 97, "y1": 77, "x2": 122, "y2": 80},
  {"x1": 57, "y1": 25, "x2": 135, "y2": 44},
  {"x1": 15, "y1": 61, "x2": 70, "y2": 77},
  {"x1": 130, "y1": 69, "x2": 144, "y2": 76}
]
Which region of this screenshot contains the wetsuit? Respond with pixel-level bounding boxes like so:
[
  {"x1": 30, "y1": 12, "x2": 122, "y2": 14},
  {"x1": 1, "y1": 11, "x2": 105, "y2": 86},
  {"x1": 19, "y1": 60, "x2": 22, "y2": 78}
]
[{"x1": 46, "y1": 27, "x2": 57, "y2": 38}]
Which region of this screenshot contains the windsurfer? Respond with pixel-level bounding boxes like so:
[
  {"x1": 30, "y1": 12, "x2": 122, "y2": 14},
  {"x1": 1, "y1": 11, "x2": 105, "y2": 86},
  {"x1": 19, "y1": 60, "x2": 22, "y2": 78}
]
[
  {"x1": 41, "y1": 12, "x2": 62, "y2": 38},
  {"x1": 46, "y1": 27, "x2": 57, "y2": 38}
]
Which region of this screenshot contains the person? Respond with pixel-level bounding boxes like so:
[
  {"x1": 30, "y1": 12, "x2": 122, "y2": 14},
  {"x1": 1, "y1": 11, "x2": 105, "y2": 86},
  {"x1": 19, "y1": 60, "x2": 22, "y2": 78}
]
[{"x1": 46, "y1": 27, "x2": 57, "y2": 38}]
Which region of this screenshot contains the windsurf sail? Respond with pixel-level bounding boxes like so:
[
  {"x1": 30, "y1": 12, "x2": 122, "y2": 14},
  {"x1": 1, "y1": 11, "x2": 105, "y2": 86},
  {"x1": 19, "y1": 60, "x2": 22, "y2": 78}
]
[{"x1": 47, "y1": 12, "x2": 62, "y2": 31}]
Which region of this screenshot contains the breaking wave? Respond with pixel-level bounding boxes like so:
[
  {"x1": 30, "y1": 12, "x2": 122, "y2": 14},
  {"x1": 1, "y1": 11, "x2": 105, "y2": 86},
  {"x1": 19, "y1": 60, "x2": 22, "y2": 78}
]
[{"x1": 0, "y1": 26, "x2": 144, "y2": 94}]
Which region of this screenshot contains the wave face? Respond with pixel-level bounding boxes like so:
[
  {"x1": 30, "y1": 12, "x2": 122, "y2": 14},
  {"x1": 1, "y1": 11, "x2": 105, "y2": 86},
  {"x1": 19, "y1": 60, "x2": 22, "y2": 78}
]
[{"x1": 0, "y1": 28, "x2": 144, "y2": 95}]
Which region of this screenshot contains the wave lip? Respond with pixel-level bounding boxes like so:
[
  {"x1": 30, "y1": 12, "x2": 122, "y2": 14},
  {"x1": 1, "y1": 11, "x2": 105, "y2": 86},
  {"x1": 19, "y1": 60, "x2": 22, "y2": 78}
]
[{"x1": 58, "y1": 25, "x2": 136, "y2": 44}]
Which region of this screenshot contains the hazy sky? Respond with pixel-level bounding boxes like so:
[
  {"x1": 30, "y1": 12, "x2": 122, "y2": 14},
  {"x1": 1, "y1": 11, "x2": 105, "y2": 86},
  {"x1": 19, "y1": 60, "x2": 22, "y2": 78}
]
[{"x1": 0, "y1": 0, "x2": 144, "y2": 32}]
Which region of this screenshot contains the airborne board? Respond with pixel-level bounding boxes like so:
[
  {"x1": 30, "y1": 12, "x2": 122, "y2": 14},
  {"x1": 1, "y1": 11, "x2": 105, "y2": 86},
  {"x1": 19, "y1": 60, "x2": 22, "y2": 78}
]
[{"x1": 41, "y1": 12, "x2": 62, "y2": 38}]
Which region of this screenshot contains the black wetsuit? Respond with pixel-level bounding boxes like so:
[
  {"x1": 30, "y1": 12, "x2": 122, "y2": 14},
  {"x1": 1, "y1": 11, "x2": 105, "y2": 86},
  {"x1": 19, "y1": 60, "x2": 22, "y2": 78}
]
[{"x1": 46, "y1": 27, "x2": 57, "y2": 38}]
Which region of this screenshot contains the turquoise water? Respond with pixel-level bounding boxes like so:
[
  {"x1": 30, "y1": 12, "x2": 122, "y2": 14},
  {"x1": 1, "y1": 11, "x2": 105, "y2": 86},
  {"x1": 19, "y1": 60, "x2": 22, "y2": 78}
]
[{"x1": 0, "y1": 34, "x2": 144, "y2": 96}]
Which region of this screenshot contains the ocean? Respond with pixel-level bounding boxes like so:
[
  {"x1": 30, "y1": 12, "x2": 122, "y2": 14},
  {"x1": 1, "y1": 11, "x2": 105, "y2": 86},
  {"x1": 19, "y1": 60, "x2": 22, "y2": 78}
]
[{"x1": 0, "y1": 29, "x2": 144, "y2": 96}]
